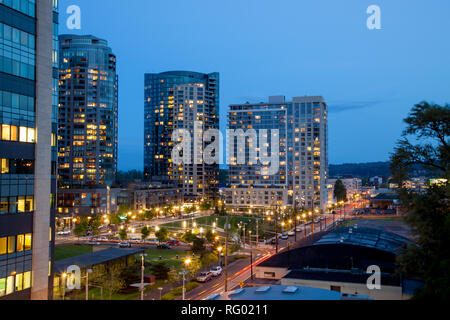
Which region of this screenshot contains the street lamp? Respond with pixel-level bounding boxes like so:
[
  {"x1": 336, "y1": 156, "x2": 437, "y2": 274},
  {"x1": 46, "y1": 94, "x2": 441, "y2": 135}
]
[
  {"x1": 140, "y1": 253, "x2": 148, "y2": 301},
  {"x1": 61, "y1": 272, "x2": 67, "y2": 300},
  {"x1": 158, "y1": 287, "x2": 163, "y2": 300},
  {"x1": 182, "y1": 258, "x2": 191, "y2": 300},
  {"x1": 85, "y1": 269, "x2": 93, "y2": 301},
  {"x1": 217, "y1": 246, "x2": 223, "y2": 266}
]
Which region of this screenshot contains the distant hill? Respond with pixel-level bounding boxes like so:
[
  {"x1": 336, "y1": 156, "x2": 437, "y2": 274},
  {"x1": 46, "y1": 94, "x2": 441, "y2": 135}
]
[{"x1": 329, "y1": 162, "x2": 391, "y2": 178}]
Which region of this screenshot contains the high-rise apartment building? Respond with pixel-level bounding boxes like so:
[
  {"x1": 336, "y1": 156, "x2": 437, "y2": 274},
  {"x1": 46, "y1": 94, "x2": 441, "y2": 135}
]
[
  {"x1": 0, "y1": 0, "x2": 58, "y2": 300},
  {"x1": 226, "y1": 96, "x2": 328, "y2": 213},
  {"x1": 144, "y1": 71, "x2": 219, "y2": 200},
  {"x1": 57, "y1": 35, "x2": 118, "y2": 216}
]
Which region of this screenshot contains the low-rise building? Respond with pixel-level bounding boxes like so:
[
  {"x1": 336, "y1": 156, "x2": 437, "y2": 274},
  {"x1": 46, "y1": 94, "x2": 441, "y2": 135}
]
[
  {"x1": 255, "y1": 226, "x2": 418, "y2": 300},
  {"x1": 206, "y1": 285, "x2": 371, "y2": 300},
  {"x1": 118, "y1": 186, "x2": 182, "y2": 212}
]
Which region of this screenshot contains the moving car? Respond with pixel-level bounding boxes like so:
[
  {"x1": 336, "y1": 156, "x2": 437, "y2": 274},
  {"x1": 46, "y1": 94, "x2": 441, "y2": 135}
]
[
  {"x1": 119, "y1": 242, "x2": 131, "y2": 248},
  {"x1": 167, "y1": 240, "x2": 181, "y2": 246},
  {"x1": 196, "y1": 271, "x2": 213, "y2": 283},
  {"x1": 210, "y1": 266, "x2": 223, "y2": 277},
  {"x1": 287, "y1": 231, "x2": 295, "y2": 236},
  {"x1": 157, "y1": 244, "x2": 171, "y2": 250},
  {"x1": 295, "y1": 227, "x2": 303, "y2": 232},
  {"x1": 280, "y1": 235, "x2": 289, "y2": 240}
]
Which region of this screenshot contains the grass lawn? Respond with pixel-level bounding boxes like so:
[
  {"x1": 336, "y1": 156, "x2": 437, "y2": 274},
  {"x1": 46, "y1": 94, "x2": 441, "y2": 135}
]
[
  {"x1": 144, "y1": 249, "x2": 190, "y2": 260},
  {"x1": 54, "y1": 245, "x2": 93, "y2": 261}
]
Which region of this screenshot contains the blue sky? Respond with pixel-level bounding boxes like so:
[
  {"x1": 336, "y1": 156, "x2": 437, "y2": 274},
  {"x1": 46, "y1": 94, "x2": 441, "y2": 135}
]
[{"x1": 59, "y1": 0, "x2": 450, "y2": 171}]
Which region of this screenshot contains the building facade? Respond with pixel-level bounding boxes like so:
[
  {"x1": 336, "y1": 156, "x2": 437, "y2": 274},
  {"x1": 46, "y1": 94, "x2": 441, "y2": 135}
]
[
  {"x1": 144, "y1": 71, "x2": 219, "y2": 201},
  {"x1": 328, "y1": 178, "x2": 362, "y2": 201},
  {"x1": 56, "y1": 35, "x2": 118, "y2": 217},
  {"x1": 0, "y1": 0, "x2": 58, "y2": 300},
  {"x1": 118, "y1": 186, "x2": 182, "y2": 212},
  {"x1": 226, "y1": 96, "x2": 328, "y2": 213},
  {"x1": 57, "y1": 34, "x2": 118, "y2": 188}
]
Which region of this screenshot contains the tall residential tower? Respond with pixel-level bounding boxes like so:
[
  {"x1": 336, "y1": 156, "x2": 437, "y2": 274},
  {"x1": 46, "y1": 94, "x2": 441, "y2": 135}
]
[
  {"x1": 57, "y1": 35, "x2": 118, "y2": 216},
  {"x1": 0, "y1": 0, "x2": 58, "y2": 300},
  {"x1": 144, "y1": 71, "x2": 219, "y2": 201},
  {"x1": 226, "y1": 96, "x2": 329, "y2": 213}
]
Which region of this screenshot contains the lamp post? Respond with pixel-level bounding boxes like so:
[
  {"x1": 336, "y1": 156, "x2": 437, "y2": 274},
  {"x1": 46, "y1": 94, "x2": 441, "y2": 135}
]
[
  {"x1": 158, "y1": 287, "x2": 163, "y2": 300},
  {"x1": 85, "y1": 269, "x2": 93, "y2": 301},
  {"x1": 182, "y1": 258, "x2": 192, "y2": 300},
  {"x1": 217, "y1": 246, "x2": 223, "y2": 267},
  {"x1": 61, "y1": 272, "x2": 67, "y2": 300},
  {"x1": 140, "y1": 253, "x2": 147, "y2": 301}
]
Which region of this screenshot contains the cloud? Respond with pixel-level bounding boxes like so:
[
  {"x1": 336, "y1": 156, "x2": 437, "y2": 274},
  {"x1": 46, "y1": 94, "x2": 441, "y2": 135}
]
[{"x1": 328, "y1": 99, "x2": 386, "y2": 113}]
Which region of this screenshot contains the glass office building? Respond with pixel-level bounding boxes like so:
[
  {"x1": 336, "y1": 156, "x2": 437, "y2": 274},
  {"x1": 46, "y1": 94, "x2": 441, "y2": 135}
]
[
  {"x1": 226, "y1": 96, "x2": 329, "y2": 213},
  {"x1": 0, "y1": 0, "x2": 58, "y2": 300},
  {"x1": 144, "y1": 71, "x2": 219, "y2": 200}
]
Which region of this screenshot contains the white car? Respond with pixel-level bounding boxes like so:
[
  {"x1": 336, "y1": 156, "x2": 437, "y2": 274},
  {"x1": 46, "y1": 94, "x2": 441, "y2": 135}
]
[
  {"x1": 210, "y1": 266, "x2": 223, "y2": 277},
  {"x1": 118, "y1": 242, "x2": 131, "y2": 248},
  {"x1": 196, "y1": 272, "x2": 213, "y2": 283},
  {"x1": 287, "y1": 231, "x2": 295, "y2": 237},
  {"x1": 295, "y1": 228, "x2": 303, "y2": 233}
]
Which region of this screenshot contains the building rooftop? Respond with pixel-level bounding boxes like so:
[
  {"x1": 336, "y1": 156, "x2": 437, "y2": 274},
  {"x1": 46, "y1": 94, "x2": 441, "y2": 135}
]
[
  {"x1": 258, "y1": 227, "x2": 415, "y2": 272},
  {"x1": 315, "y1": 226, "x2": 414, "y2": 255},
  {"x1": 206, "y1": 285, "x2": 371, "y2": 300},
  {"x1": 54, "y1": 247, "x2": 144, "y2": 274}
]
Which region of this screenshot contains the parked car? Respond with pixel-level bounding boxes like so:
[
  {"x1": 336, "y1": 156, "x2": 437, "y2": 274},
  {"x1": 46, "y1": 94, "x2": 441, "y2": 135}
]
[
  {"x1": 210, "y1": 266, "x2": 223, "y2": 277},
  {"x1": 119, "y1": 242, "x2": 131, "y2": 248},
  {"x1": 196, "y1": 271, "x2": 213, "y2": 283},
  {"x1": 167, "y1": 240, "x2": 180, "y2": 246},
  {"x1": 157, "y1": 244, "x2": 171, "y2": 250}
]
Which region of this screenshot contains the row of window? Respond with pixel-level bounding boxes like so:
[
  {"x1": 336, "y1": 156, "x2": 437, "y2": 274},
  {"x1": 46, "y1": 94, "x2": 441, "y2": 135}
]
[
  {"x1": 0, "y1": 90, "x2": 35, "y2": 112},
  {"x1": 0, "y1": 159, "x2": 34, "y2": 174},
  {"x1": 0, "y1": 0, "x2": 36, "y2": 17},
  {"x1": 0, "y1": 124, "x2": 35, "y2": 142},
  {"x1": 0, "y1": 271, "x2": 32, "y2": 297},
  {"x1": 0, "y1": 196, "x2": 34, "y2": 215},
  {"x1": 0, "y1": 234, "x2": 32, "y2": 255},
  {"x1": 0, "y1": 23, "x2": 36, "y2": 50}
]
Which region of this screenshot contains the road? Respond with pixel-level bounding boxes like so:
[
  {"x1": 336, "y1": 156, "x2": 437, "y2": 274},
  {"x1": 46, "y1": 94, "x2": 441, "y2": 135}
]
[{"x1": 184, "y1": 248, "x2": 273, "y2": 301}]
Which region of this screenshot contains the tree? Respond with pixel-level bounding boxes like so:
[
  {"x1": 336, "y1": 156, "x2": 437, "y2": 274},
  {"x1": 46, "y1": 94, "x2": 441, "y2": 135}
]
[
  {"x1": 73, "y1": 222, "x2": 88, "y2": 238},
  {"x1": 181, "y1": 230, "x2": 196, "y2": 243},
  {"x1": 200, "y1": 252, "x2": 218, "y2": 268},
  {"x1": 167, "y1": 268, "x2": 180, "y2": 284},
  {"x1": 155, "y1": 227, "x2": 169, "y2": 244},
  {"x1": 214, "y1": 206, "x2": 220, "y2": 216},
  {"x1": 119, "y1": 263, "x2": 140, "y2": 286},
  {"x1": 390, "y1": 102, "x2": 450, "y2": 300},
  {"x1": 192, "y1": 237, "x2": 206, "y2": 256},
  {"x1": 141, "y1": 226, "x2": 150, "y2": 240},
  {"x1": 101, "y1": 265, "x2": 125, "y2": 299},
  {"x1": 150, "y1": 262, "x2": 170, "y2": 280},
  {"x1": 205, "y1": 230, "x2": 215, "y2": 243},
  {"x1": 220, "y1": 206, "x2": 227, "y2": 216},
  {"x1": 199, "y1": 201, "x2": 212, "y2": 211},
  {"x1": 333, "y1": 179, "x2": 347, "y2": 202},
  {"x1": 119, "y1": 229, "x2": 128, "y2": 240}
]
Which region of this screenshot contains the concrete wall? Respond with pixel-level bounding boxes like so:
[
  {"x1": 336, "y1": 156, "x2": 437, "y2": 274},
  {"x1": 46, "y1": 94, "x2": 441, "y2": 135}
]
[
  {"x1": 31, "y1": 0, "x2": 53, "y2": 300},
  {"x1": 255, "y1": 266, "x2": 289, "y2": 280}
]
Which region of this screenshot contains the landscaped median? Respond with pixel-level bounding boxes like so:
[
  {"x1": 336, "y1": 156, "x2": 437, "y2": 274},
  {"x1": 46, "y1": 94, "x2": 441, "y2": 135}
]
[{"x1": 161, "y1": 281, "x2": 200, "y2": 300}]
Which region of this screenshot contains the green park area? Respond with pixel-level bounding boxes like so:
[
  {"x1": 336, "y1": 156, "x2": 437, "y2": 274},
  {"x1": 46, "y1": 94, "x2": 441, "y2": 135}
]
[{"x1": 54, "y1": 245, "x2": 93, "y2": 261}]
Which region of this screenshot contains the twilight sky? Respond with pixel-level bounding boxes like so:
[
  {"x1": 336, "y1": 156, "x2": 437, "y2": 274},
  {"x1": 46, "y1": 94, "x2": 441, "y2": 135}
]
[{"x1": 59, "y1": 0, "x2": 450, "y2": 171}]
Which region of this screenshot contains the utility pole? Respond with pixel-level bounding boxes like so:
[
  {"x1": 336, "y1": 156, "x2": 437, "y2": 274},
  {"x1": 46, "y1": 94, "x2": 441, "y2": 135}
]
[
  {"x1": 256, "y1": 219, "x2": 259, "y2": 248},
  {"x1": 250, "y1": 250, "x2": 254, "y2": 280},
  {"x1": 275, "y1": 206, "x2": 279, "y2": 253},
  {"x1": 224, "y1": 216, "x2": 229, "y2": 292},
  {"x1": 294, "y1": 201, "x2": 297, "y2": 242}
]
